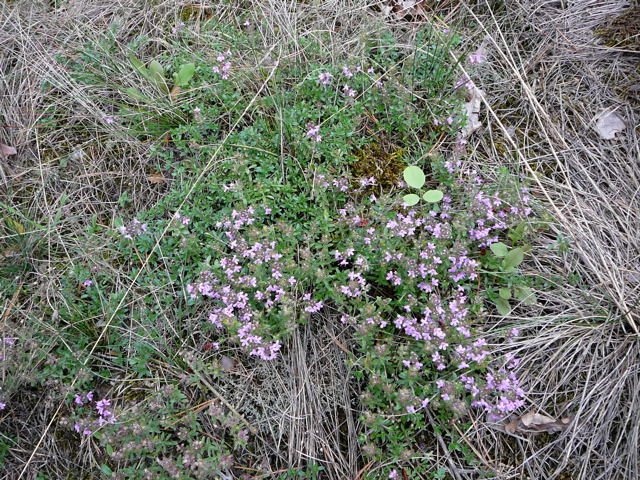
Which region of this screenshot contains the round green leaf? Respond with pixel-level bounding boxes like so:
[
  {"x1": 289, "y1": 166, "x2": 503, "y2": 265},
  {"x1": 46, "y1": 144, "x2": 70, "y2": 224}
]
[
  {"x1": 499, "y1": 288, "x2": 512, "y2": 300},
  {"x1": 490, "y1": 242, "x2": 508, "y2": 257},
  {"x1": 423, "y1": 190, "x2": 444, "y2": 203},
  {"x1": 495, "y1": 298, "x2": 511, "y2": 316},
  {"x1": 402, "y1": 194, "x2": 420, "y2": 206},
  {"x1": 403, "y1": 166, "x2": 426, "y2": 189},
  {"x1": 515, "y1": 286, "x2": 537, "y2": 305},
  {"x1": 503, "y1": 247, "x2": 525, "y2": 271}
]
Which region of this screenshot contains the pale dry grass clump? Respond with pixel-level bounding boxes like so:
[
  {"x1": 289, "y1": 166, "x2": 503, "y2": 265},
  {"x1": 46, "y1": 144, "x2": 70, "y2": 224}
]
[{"x1": 451, "y1": 1, "x2": 640, "y2": 479}]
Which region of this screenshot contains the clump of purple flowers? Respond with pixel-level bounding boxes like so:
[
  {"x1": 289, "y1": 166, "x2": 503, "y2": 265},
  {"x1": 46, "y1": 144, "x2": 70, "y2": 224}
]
[
  {"x1": 118, "y1": 218, "x2": 147, "y2": 239},
  {"x1": 186, "y1": 206, "x2": 324, "y2": 360},
  {"x1": 212, "y1": 50, "x2": 232, "y2": 80},
  {"x1": 321, "y1": 160, "x2": 532, "y2": 420},
  {"x1": 71, "y1": 392, "x2": 116, "y2": 436},
  {"x1": 305, "y1": 123, "x2": 322, "y2": 142},
  {"x1": 173, "y1": 212, "x2": 191, "y2": 226},
  {"x1": 318, "y1": 71, "x2": 332, "y2": 85}
]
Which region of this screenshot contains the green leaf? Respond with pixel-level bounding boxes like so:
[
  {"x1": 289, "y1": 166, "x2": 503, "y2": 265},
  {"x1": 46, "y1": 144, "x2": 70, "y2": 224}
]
[
  {"x1": 499, "y1": 288, "x2": 512, "y2": 300},
  {"x1": 423, "y1": 189, "x2": 443, "y2": 203},
  {"x1": 174, "y1": 63, "x2": 195, "y2": 87},
  {"x1": 148, "y1": 60, "x2": 164, "y2": 78},
  {"x1": 125, "y1": 87, "x2": 151, "y2": 103},
  {"x1": 129, "y1": 54, "x2": 149, "y2": 79},
  {"x1": 503, "y1": 247, "x2": 525, "y2": 271},
  {"x1": 514, "y1": 286, "x2": 537, "y2": 305},
  {"x1": 402, "y1": 194, "x2": 420, "y2": 206},
  {"x1": 495, "y1": 297, "x2": 511, "y2": 316},
  {"x1": 148, "y1": 60, "x2": 169, "y2": 93},
  {"x1": 490, "y1": 242, "x2": 508, "y2": 257},
  {"x1": 403, "y1": 166, "x2": 425, "y2": 189},
  {"x1": 100, "y1": 464, "x2": 113, "y2": 477}
]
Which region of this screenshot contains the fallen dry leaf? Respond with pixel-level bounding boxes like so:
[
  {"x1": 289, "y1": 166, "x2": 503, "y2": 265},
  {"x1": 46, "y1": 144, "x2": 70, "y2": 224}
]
[
  {"x1": 521, "y1": 410, "x2": 556, "y2": 427},
  {"x1": 460, "y1": 86, "x2": 484, "y2": 138},
  {"x1": 147, "y1": 173, "x2": 168, "y2": 184},
  {"x1": 595, "y1": 110, "x2": 625, "y2": 139},
  {"x1": 504, "y1": 409, "x2": 573, "y2": 434},
  {"x1": 1, "y1": 144, "x2": 17, "y2": 158}
]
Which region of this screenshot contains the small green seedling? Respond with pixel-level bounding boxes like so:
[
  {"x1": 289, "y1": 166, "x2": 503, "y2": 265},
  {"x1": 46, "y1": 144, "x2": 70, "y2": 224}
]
[{"x1": 402, "y1": 165, "x2": 443, "y2": 206}]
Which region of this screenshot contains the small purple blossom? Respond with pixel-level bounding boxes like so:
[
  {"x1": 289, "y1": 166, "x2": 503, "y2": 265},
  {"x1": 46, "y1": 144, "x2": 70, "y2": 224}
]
[
  {"x1": 118, "y1": 218, "x2": 147, "y2": 240},
  {"x1": 305, "y1": 123, "x2": 322, "y2": 142},
  {"x1": 342, "y1": 84, "x2": 356, "y2": 97},
  {"x1": 318, "y1": 72, "x2": 332, "y2": 85}
]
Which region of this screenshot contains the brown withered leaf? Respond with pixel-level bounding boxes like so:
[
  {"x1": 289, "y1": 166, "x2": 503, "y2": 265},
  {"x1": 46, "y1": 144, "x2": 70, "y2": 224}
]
[
  {"x1": 504, "y1": 409, "x2": 573, "y2": 434},
  {"x1": 147, "y1": 173, "x2": 168, "y2": 184},
  {"x1": 1, "y1": 144, "x2": 17, "y2": 158}
]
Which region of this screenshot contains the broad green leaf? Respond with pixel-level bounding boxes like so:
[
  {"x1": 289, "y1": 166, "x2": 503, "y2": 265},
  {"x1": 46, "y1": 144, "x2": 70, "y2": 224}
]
[
  {"x1": 129, "y1": 54, "x2": 149, "y2": 79},
  {"x1": 148, "y1": 60, "x2": 165, "y2": 78},
  {"x1": 423, "y1": 189, "x2": 444, "y2": 203},
  {"x1": 495, "y1": 297, "x2": 511, "y2": 316},
  {"x1": 148, "y1": 60, "x2": 169, "y2": 93},
  {"x1": 174, "y1": 63, "x2": 195, "y2": 87},
  {"x1": 403, "y1": 194, "x2": 420, "y2": 206},
  {"x1": 403, "y1": 166, "x2": 425, "y2": 189},
  {"x1": 503, "y1": 247, "x2": 525, "y2": 271},
  {"x1": 514, "y1": 286, "x2": 537, "y2": 305},
  {"x1": 125, "y1": 87, "x2": 151, "y2": 103},
  {"x1": 100, "y1": 464, "x2": 113, "y2": 477},
  {"x1": 490, "y1": 242, "x2": 508, "y2": 257},
  {"x1": 499, "y1": 288, "x2": 512, "y2": 300}
]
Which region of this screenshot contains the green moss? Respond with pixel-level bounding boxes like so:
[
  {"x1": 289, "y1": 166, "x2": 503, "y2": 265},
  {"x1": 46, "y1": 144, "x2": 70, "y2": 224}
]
[{"x1": 351, "y1": 142, "x2": 406, "y2": 190}]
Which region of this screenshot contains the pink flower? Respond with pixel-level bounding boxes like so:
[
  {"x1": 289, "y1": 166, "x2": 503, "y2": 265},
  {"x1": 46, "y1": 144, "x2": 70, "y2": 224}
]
[
  {"x1": 96, "y1": 399, "x2": 111, "y2": 416},
  {"x1": 342, "y1": 84, "x2": 356, "y2": 97},
  {"x1": 305, "y1": 123, "x2": 322, "y2": 142},
  {"x1": 318, "y1": 72, "x2": 332, "y2": 85}
]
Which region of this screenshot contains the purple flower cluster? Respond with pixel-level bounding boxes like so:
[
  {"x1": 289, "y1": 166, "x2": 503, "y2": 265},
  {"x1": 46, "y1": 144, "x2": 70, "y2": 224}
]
[
  {"x1": 318, "y1": 71, "x2": 332, "y2": 85},
  {"x1": 212, "y1": 50, "x2": 232, "y2": 80},
  {"x1": 315, "y1": 65, "x2": 382, "y2": 101},
  {"x1": 467, "y1": 189, "x2": 532, "y2": 247},
  {"x1": 72, "y1": 392, "x2": 116, "y2": 436},
  {"x1": 305, "y1": 123, "x2": 322, "y2": 142},
  {"x1": 118, "y1": 218, "x2": 147, "y2": 239},
  {"x1": 173, "y1": 212, "x2": 191, "y2": 226},
  {"x1": 186, "y1": 207, "x2": 323, "y2": 360},
  {"x1": 318, "y1": 165, "x2": 531, "y2": 418}
]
